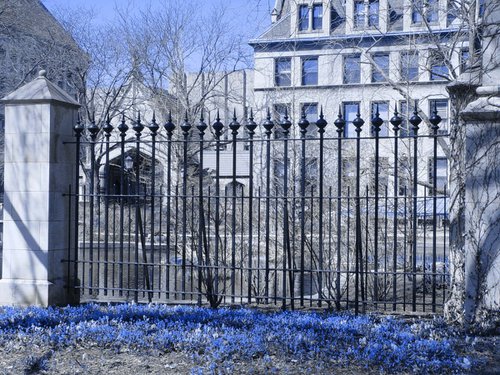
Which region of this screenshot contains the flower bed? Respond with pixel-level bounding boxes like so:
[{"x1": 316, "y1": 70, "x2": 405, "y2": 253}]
[{"x1": 0, "y1": 304, "x2": 472, "y2": 373}]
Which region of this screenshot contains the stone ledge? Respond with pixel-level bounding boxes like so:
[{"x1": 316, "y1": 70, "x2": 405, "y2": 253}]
[{"x1": 461, "y1": 96, "x2": 500, "y2": 122}]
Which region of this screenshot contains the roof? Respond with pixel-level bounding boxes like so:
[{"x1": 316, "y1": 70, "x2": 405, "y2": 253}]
[
  {"x1": 253, "y1": 0, "x2": 408, "y2": 42},
  {"x1": 0, "y1": 0, "x2": 80, "y2": 50}
]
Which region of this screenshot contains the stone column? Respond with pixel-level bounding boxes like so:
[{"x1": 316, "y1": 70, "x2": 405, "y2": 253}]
[
  {"x1": 0, "y1": 70, "x2": 79, "y2": 306},
  {"x1": 460, "y1": 88, "x2": 500, "y2": 324},
  {"x1": 445, "y1": 1, "x2": 500, "y2": 328}
]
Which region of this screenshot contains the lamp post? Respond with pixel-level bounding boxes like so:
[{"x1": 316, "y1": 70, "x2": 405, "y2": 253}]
[{"x1": 124, "y1": 152, "x2": 152, "y2": 302}]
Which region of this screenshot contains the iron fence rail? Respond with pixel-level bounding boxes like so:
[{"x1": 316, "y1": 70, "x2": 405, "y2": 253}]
[{"x1": 65, "y1": 107, "x2": 449, "y2": 313}]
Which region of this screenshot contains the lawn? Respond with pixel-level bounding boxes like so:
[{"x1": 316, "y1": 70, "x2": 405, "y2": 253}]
[{"x1": 0, "y1": 304, "x2": 482, "y2": 374}]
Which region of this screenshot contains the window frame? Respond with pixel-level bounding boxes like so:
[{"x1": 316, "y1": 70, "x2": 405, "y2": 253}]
[
  {"x1": 429, "y1": 98, "x2": 449, "y2": 135},
  {"x1": 275, "y1": 57, "x2": 292, "y2": 87},
  {"x1": 399, "y1": 100, "x2": 418, "y2": 137},
  {"x1": 371, "y1": 53, "x2": 390, "y2": 83},
  {"x1": 273, "y1": 103, "x2": 291, "y2": 139},
  {"x1": 429, "y1": 51, "x2": 448, "y2": 81},
  {"x1": 354, "y1": 0, "x2": 366, "y2": 29},
  {"x1": 343, "y1": 54, "x2": 361, "y2": 84},
  {"x1": 312, "y1": 4, "x2": 323, "y2": 30},
  {"x1": 368, "y1": 0, "x2": 380, "y2": 27},
  {"x1": 428, "y1": 157, "x2": 448, "y2": 195},
  {"x1": 301, "y1": 57, "x2": 319, "y2": 86},
  {"x1": 301, "y1": 102, "x2": 319, "y2": 137},
  {"x1": 412, "y1": 0, "x2": 439, "y2": 25},
  {"x1": 398, "y1": 156, "x2": 410, "y2": 196},
  {"x1": 370, "y1": 101, "x2": 389, "y2": 137},
  {"x1": 426, "y1": 0, "x2": 439, "y2": 23},
  {"x1": 400, "y1": 51, "x2": 419, "y2": 81},
  {"x1": 298, "y1": 3, "x2": 324, "y2": 32},
  {"x1": 298, "y1": 4, "x2": 309, "y2": 31},
  {"x1": 342, "y1": 101, "x2": 361, "y2": 138}
]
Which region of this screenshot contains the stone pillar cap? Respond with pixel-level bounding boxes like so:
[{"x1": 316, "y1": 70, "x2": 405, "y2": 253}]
[{"x1": 1, "y1": 70, "x2": 80, "y2": 107}]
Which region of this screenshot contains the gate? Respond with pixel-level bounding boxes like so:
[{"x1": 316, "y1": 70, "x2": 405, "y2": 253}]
[{"x1": 65, "y1": 105, "x2": 449, "y2": 314}]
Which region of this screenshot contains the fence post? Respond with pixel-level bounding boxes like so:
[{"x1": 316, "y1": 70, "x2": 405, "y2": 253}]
[
  {"x1": 459, "y1": 88, "x2": 500, "y2": 325},
  {"x1": 447, "y1": 4, "x2": 500, "y2": 327},
  {"x1": 0, "y1": 70, "x2": 80, "y2": 306}
]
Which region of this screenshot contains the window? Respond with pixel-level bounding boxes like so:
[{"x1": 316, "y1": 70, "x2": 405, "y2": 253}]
[
  {"x1": 479, "y1": 0, "x2": 485, "y2": 17},
  {"x1": 460, "y1": 48, "x2": 470, "y2": 73},
  {"x1": 354, "y1": 0, "x2": 379, "y2": 28},
  {"x1": 312, "y1": 4, "x2": 323, "y2": 30},
  {"x1": 354, "y1": 0, "x2": 365, "y2": 28},
  {"x1": 275, "y1": 58, "x2": 291, "y2": 87},
  {"x1": 299, "y1": 5, "x2": 309, "y2": 31},
  {"x1": 344, "y1": 54, "x2": 361, "y2": 84},
  {"x1": 368, "y1": 0, "x2": 380, "y2": 27},
  {"x1": 273, "y1": 103, "x2": 290, "y2": 139},
  {"x1": 412, "y1": 0, "x2": 423, "y2": 23},
  {"x1": 401, "y1": 51, "x2": 419, "y2": 81},
  {"x1": 302, "y1": 57, "x2": 318, "y2": 86},
  {"x1": 302, "y1": 103, "x2": 318, "y2": 137},
  {"x1": 412, "y1": 0, "x2": 439, "y2": 24},
  {"x1": 371, "y1": 102, "x2": 389, "y2": 137},
  {"x1": 343, "y1": 102, "x2": 360, "y2": 138},
  {"x1": 429, "y1": 51, "x2": 448, "y2": 80},
  {"x1": 298, "y1": 4, "x2": 323, "y2": 31},
  {"x1": 372, "y1": 53, "x2": 389, "y2": 83},
  {"x1": 274, "y1": 103, "x2": 291, "y2": 122},
  {"x1": 399, "y1": 100, "x2": 418, "y2": 137},
  {"x1": 428, "y1": 157, "x2": 448, "y2": 195},
  {"x1": 429, "y1": 99, "x2": 448, "y2": 134},
  {"x1": 426, "y1": 0, "x2": 439, "y2": 23},
  {"x1": 398, "y1": 157, "x2": 410, "y2": 196}
]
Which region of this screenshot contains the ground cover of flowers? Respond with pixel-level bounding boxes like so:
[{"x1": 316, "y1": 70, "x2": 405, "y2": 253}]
[{"x1": 0, "y1": 303, "x2": 490, "y2": 374}]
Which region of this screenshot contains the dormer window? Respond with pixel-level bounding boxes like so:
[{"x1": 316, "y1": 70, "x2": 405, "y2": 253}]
[
  {"x1": 412, "y1": 0, "x2": 439, "y2": 25},
  {"x1": 298, "y1": 3, "x2": 324, "y2": 32},
  {"x1": 299, "y1": 5, "x2": 309, "y2": 31},
  {"x1": 354, "y1": 0, "x2": 380, "y2": 29},
  {"x1": 313, "y1": 4, "x2": 323, "y2": 30}
]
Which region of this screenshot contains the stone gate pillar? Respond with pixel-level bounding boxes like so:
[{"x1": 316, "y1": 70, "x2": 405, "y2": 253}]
[
  {"x1": 0, "y1": 70, "x2": 79, "y2": 306},
  {"x1": 449, "y1": 2, "x2": 500, "y2": 326},
  {"x1": 460, "y1": 88, "x2": 500, "y2": 323}
]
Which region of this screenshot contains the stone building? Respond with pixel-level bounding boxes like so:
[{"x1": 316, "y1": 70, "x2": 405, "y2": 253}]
[
  {"x1": 248, "y1": 0, "x2": 475, "y2": 202},
  {"x1": 0, "y1": 0, "x2": 86, "y2": 194}
]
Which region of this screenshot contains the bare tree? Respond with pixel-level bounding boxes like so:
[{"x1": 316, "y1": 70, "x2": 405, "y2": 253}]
[{"x1": 114, "y1": 0, "x2": 249, "y2": 122}]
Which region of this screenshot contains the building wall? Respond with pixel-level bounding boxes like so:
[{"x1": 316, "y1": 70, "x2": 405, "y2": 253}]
[{"x1": 249, "y1": 0, "x2": 466, "y2": 195}]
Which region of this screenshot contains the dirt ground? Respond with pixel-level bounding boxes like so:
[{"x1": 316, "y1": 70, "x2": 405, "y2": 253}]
[
  {"x1": 0, "y1": 344, "x2": 379, "y2": 375},
  {"x1": 0, "y1": 335, "x2": 498, "y2": 375}
]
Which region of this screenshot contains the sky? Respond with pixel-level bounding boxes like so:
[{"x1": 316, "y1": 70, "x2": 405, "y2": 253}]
[{"x1": 41, "y1": 0, "x2": 273, "y2": 41}]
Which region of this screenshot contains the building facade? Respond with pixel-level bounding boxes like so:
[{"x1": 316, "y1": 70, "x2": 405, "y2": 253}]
[{"x1": 248, "y1": 0, "x2": 473, "y2": 198}]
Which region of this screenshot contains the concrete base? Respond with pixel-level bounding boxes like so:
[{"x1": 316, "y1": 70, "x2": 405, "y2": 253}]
[{"x1": 0, "y1": 278, "x2": 74, "y2": 307}]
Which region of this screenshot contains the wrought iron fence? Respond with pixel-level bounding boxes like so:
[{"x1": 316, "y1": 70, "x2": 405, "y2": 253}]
[{"x1": 65, "y1": 105, "x2": 450, "y2": 314}]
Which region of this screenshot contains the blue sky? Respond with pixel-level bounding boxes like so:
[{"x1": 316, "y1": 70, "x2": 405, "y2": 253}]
[{"x1": 41, "y1": 0, "x2": 273, "y2": 40}]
